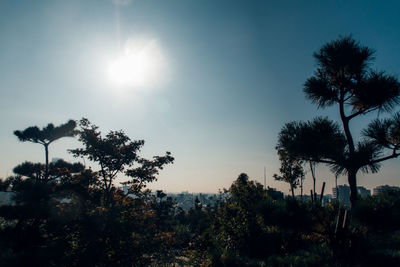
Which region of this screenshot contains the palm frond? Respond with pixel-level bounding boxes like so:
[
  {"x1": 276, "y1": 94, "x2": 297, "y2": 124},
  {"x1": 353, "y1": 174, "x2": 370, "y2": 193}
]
[
  {"x1": 277, "y1": 117, "x2": 346, "y2": 163},
  {"x1": 304, "y1": 74, "x2": 338, "y2": 108},
  {"x1": 314, "y1": 35, "x2": 374, "y2": 77},
  {"x1": 355, "y1": 141, "x2": 383, "y2": 174},
  {"x1": 352, "y1": 71, "x2": 400, "y2": 113},
  {"x1": 363, "y1": 113, "x2": 400, "y2": 149},
  {"x1": 389, "y1": 113, "x2": 400, "y2": 147},
  {"x1": 362, "y1": 118, "x2": 393, "y2": 148}
]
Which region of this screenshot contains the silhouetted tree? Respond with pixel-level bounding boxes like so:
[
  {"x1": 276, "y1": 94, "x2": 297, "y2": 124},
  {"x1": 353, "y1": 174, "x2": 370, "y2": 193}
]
[
  {"x1": 276, "y1": 126, "x2": 317, "y2": 200},
  {"x1": 70, "y1": 118, "x2": 174, "y2": 204},
  {"x1": 14, "y1": 120, "x2": 77, "y2": 181},
  {"x1": 278, "y1": 36, "x2": 400, "y2": 205},
  {"x1": 277, "y1": 117, "x2": 346, "y2": 201},
  {"x1": 13, "y1": 159, "x2": 84, "y2": 182},
  {"x1": 273, "y1": 153, "x2": 304, "y2": 197},
  {"x1": 2, "y1": 118, "x2": 182, "y2": 266}
]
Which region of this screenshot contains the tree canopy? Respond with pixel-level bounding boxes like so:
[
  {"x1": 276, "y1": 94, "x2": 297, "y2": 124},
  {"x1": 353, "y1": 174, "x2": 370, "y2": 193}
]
[
  {"x1": 273, "y1": 153, "x2": 304, "y2": 197},
  {"x1": 277, "y1": 36, "x2": 400, "y2": 205},
  {"x1": 2, "y1": 116, "x2": 400, "y2": 265},
  {"x1": 14, "y1": 120, "x2": 77, "y2": 181},
  {"x1": 70, "y1": 118, "x2": 174, "y2": 202}
]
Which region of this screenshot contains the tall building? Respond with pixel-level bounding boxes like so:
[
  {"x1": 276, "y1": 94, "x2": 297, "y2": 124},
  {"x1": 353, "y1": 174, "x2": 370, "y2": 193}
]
[
  {"x1": 333, "y1": 185, "x2": 372, "y2": 205},
  {"x1": 357, "y1": 186, "x2": 371, "y2": 198},
  {"x1": 332, "y1": 185, "x2": 350, "y2": 206},
  {"x1": 373, "y1": 185, "x2": 400, "y2": 195}
]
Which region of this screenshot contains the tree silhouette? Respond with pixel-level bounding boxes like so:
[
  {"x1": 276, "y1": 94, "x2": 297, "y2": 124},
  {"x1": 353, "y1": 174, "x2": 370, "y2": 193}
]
[
  {"x1": 13, "y1": 159, "x2": 84, "y2": 182},
  {"x1": 70, "y1": 118, "x2": 174, "y2": 204},
  {"x1": 273, "y1": 152, "x2": 304, "y2": 197},
  {"x1": 278, "y1": 36, "x2": 400, "y2": 205},
  {"x1": 277, "y1": 117, "x2": 346, "y2": 200},
  {"x1": 14, "y1": 120, "x2": 77, "y2": 181}
]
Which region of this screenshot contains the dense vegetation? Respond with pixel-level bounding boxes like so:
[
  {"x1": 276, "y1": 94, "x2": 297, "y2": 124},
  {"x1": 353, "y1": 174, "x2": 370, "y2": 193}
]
[
  {"x1": 1, "y1": 36, "x2": 400, "y2": 266},
  {"x1": 1, "y1": 119, "x2": 399, "y2": 266}
]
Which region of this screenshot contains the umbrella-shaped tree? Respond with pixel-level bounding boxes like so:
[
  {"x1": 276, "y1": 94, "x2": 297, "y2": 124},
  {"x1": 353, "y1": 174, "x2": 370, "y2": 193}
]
[
  {"x1": 277, "y1": 36, "x2": 400, "y2": 205},
  {"x1": 14, "y1": 120, "x2": 77, "y2": 181}
]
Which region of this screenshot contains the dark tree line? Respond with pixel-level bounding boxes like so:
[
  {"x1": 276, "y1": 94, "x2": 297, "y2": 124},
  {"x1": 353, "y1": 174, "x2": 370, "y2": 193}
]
[{"x1": 1, "y1": 119, "x2": 175, "y2": 266}]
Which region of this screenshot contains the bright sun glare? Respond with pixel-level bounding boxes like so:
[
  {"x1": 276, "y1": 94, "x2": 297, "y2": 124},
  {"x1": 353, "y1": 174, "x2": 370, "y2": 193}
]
[{"x1": 108, "y1": 38, "x2": 166, "y2": 89}]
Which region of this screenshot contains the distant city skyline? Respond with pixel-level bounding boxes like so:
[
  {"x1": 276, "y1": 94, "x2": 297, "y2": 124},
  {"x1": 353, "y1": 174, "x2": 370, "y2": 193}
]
[{"x1": 1, "y1": 0, "x2": 400, "y2": 194}]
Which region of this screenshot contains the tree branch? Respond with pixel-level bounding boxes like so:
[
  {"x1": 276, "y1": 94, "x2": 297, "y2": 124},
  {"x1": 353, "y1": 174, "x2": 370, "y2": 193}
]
[
  {"x1": 303, "y1": 158, "x2": 336, "y2": 165},
  {"x1": 343, "y1": 92, "x2": 355, "y2": 102},
  {"x1": 347, "y1": 106, "x2": 379, "y2": 121},
  {"x1": 316, "y1": 159, "x2": 337, "y2": 165},
  {"x1": 370, "y1": 150, "x2": 400, "y2": 164},
  {"x1": 347, "y1": 109, "x2": 364, "y2": 120}
]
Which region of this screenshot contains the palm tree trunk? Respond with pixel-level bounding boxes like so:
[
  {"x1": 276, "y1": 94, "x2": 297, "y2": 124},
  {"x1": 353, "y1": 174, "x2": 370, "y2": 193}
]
[
  {"x1": 290, "y1": 184, "x2": 295, "y2": 197},
  {"x1": 309, "y1": 162, "x2": 316, "y2": 202},
  {"x1": 300, "y1": 175, "x2": 303, "y2": 199},
  {"x1": 44, "y1": 143, "x2": 49, "y2": 181},
  {"x1": 339, "y1": 94, "x2": 358, "y2": 207},
  {"x1": 335, "y1": 173, "x2": 339, "y2": 200},
  {"x1": 348, "y1": 169, "x2": 358, "y2": 206}
]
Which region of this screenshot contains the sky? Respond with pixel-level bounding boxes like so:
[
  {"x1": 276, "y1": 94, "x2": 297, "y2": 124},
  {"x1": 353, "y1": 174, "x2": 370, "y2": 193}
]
[{"x1": 1, "y1": 0, "x2": 400, "y2": 194}]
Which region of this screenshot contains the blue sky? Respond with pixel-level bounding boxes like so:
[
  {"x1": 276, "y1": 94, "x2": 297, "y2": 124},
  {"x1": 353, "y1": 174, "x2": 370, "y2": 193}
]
[{"x1": 1, "y1": 0, "x2": 400, "y2": 194}]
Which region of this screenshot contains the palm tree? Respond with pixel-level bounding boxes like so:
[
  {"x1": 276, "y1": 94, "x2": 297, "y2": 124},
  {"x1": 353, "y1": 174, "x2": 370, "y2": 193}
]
[
  {"x1": 276, "y1": 117, "x2": 345, "y2": 201},
  {"x1": 278, "y1": 36, "x2": 400, "y2": 205}
]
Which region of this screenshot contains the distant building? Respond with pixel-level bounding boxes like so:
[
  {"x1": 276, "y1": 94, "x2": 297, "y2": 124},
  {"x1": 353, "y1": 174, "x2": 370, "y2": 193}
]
[
  {"x1": 357, "y1": 186, "x2": 371, "y2": 198},
  {"x1": 333, "y1": 185, "x2": 373, "y2": 205},
  {"x1": 333, "y1": 185, "x2": 351, "y2": 206},
  {"x1": 373, "y1": 185, "x2": 400, "y2": 195},
  {"x1": 168, "y1": 192, "x2": 222, "y2": 210}
]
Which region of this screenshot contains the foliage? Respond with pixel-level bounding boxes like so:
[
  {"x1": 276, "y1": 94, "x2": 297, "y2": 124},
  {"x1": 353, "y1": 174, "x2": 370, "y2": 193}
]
[
  {"x1": 13, "y1": 159, "x2": 84, "y2": 182},
  {"x1": 1, "y1": 119, "x2": 176, "y2": 266},
  {"x1": 273, "y1": 154, "x2": 304, "y2": 197},
  {"x1": 70, "y1": 118, "x2": 174, "y2": 202},
  {"x1": 14, "y1": 120, "x2": 77, "y2": 145},
  {"x1": 14, "y1": 120, "x2": 77, "y2": 181},
  {"x1": 278, "y1": 36, "x2": 400, "y2": 205},
  {"x1": 1, "y1": 159, "x2": 400, "y2": 266}
]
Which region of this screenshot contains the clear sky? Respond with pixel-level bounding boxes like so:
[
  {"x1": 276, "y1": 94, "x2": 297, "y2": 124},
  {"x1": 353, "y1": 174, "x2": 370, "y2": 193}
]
[{"x1": 1, "y1": 0, "x2": 400, "y2": 194}]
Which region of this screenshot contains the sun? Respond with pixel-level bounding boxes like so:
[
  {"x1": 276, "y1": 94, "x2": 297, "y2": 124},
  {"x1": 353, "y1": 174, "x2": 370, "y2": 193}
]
[{"x1": 108, "y1": 38, "x2": 166, "y2": 89}]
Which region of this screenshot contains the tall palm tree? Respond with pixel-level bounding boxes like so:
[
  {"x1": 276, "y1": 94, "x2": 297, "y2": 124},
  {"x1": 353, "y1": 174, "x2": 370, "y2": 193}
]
[{"x1": 278, "y1": 36, "x2": 400, "y2": 205}]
